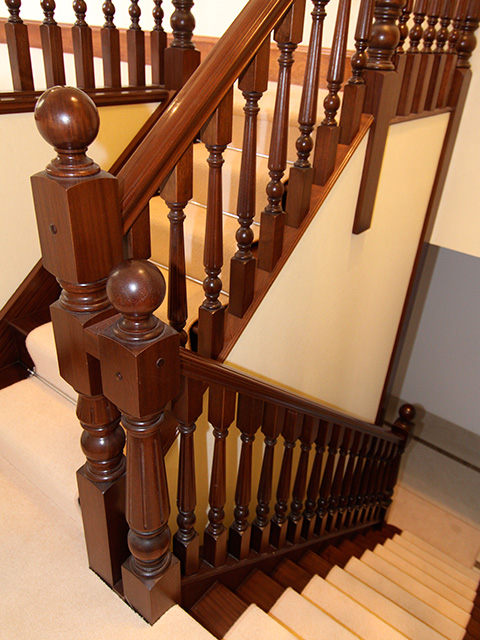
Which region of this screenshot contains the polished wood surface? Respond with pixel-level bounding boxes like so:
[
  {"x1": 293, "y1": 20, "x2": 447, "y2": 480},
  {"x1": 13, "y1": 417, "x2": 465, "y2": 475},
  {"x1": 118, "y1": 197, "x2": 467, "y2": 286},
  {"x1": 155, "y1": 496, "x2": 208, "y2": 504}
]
[
  {"x1": 4, "y1": 0, "x2": 34, "y2": 91},
  {"x1": 72, "y1": 0, "x2": 95, "y2": 90}
]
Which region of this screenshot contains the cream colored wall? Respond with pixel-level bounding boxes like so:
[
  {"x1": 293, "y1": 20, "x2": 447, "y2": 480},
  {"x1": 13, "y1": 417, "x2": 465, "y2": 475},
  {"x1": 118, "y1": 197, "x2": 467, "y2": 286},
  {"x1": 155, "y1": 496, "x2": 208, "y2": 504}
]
[
  {"x1": 226, "y1": 114, "x2": 450, "y2": 423},
  {"x1": 0, "y1": 102, "x2": 158, "y2": 308}
]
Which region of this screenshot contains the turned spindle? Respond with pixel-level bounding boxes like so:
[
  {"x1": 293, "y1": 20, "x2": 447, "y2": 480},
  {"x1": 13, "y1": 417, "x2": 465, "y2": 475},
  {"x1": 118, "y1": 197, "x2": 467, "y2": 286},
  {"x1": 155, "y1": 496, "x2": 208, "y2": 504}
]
[
  {"x1": 127, "y1": 0, "x2": 145, "y2": 87},
  {"x1": 425, "y1": 0, "x2": 454, "y2": 109},
  {"x1": 302, "y1": 420, "x2": 330, "y2": 539},
  {"x1": 398, "y1": 0, "x2": 429, "y2": 114},
  {"x1": 101, "y1": 0, "x2": 121, "y2": 88},
  {"x1": 40, "y1": 0, "x2": 65, "y2": 87},
  {"x1": 456, "y1": 0, "x2": 480, "y2": 68},
  {"x1": 164, "y1": 0, "x2": 201, "y2": 89},
  {"x1": 412, "y1": 0, "x2": 443, "y2": 113},
  {"x1": 152, "y1": 0, "x2": 167, "y2": 85},
  {"x1": 72, "y1": 0, "x2": 95, "y2": 89}
]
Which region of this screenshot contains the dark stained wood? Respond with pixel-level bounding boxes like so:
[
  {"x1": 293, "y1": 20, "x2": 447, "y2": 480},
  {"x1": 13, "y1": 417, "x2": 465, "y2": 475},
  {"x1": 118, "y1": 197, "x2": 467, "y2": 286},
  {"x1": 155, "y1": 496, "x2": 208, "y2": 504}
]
[
  {"x1": 338, "y1": 537, "x2": 364, "y2": 558},
  {"x1": 302, "y1": 420, "x2": 331, "y2": 538},
  {"x1": 151, "y1": 0, "x2": 167, "y2": 86},
  {"x1": 270, "y1": 558, "x2": 312, "y2": 592},
  {"x1": 198, "y1": 88, "x2": 233, "y2": 359},
  {"x1": 251, "y1": 403, "x2": 285, "y2": 553},
  {"x1": 203, "y1": 385, "x2": 236, "y2": 567},
  {"x1": 397, "y1": 0, "x2": 429, "y2": 115},
  {"x1": 424, "y1": 0, "x2": 453, "y2": 110},
  {"x1": 125, "y1": 203, "x2": 151, "y2": 260},
  {"x1": 190, "y1": 582, "x2": 249, "y2": 639},
  {"x1": 412, "y1": 0, "x2": 442, "y2": 113},
  {"x1": 286, "y1": 0, "x2": 330, "y2": 227},
  {"x1": 313, "y1": 0, "x2": 352, "y2": 185},
  {"x1": 337, "y1": 430, "x2": 363, "y2": 529},
  {"x1": 436, "y1": 0, "x2": 467, "y2": 106},
  {"x1": 258, "y1": 0, "x2": 306, "y2": 272},
  {"x1": 40, "y1": 0, "x2": 66, "y2": 87},
  {"x1": 236, "y1": 569, "x2": 285, "y2": 611},
  {"x1": 344, "y1": 434, "x2": 370, "y2": 527},
  {"x1": 326, "y1": 426, "x2": 350, "y2": 532},
  {"x1": 360, "y1": 438, "x2": 386, "y2": 523},
  {"x1": 353, "y1": 436, "x2": 378, "y2": 525},
  {"x1": 101, "y1": 1, "x2": 121, "y2": 88},
  {"x1": 164, "y1": 0, "x2": 201, "y2": 90},
  {"x1": 229, "y1": 38, "x2": 270, "y2": 318},
  {"x1": 315, "y1": 423, "x2": 340, "y2": 535},
  {"x1": 4, "y1": 0, "x2": 34, "y2": 91},
  {"x1": 321, "y1": 543, "x2": 350, "y2": 567},
  {"x1": 72, "y1": 0, "x2": 95, "y2": 90},
  {"x1": 456, "y1": 0, "x2": 480, "y2": 69},
  {"x1": 127, "y1": 1, "x2": 145, "y2": 87},
  {"x1": 298, "y1": 549, "x2": 334, "y2": 577}
]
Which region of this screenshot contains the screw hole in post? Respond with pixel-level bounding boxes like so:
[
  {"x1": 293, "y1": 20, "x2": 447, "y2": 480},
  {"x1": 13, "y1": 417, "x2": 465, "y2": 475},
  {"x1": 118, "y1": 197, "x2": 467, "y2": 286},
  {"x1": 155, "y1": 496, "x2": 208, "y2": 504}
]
[
  {"x1": 50, "y1": 224, "x2": 57, "y2": 234},
  {"x1": 115, "y1": 371, "x2": 123, "y2": 381},
  {"x1": 156, "y1": 358, "x2": 165, "y2": 368}
]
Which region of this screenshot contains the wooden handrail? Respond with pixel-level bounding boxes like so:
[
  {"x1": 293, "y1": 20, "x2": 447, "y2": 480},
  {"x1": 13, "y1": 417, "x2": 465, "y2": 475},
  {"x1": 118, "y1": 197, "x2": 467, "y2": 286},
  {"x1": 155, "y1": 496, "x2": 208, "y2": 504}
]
[
  {"x1": 179, "y1": 349, "x2": 401, "y2": 443},
  {"x1": 118, "y1": 0, "x2": 295, "y2": 234}
]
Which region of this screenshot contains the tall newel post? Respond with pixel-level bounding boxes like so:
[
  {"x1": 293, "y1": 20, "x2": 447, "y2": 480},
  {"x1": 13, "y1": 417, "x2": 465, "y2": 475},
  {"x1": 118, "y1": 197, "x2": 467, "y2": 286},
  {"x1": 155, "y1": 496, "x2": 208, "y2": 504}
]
[{"x1": 31, "y1": 87, "x2": 127, "y2": 588}]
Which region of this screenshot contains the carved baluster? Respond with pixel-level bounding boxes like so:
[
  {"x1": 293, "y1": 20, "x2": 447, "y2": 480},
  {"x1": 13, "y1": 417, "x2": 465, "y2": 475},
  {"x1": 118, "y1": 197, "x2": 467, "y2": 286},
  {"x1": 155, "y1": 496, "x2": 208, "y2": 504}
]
[
  {"x1": 326, "y1": 426, "x2": 350, "y2": 533},
  {"x1": 72, "y1": 0, "x2": 95, "y2": 89},
  {"x1": 40, "y1": 0, "x2": 66, "y2": 87},
  {"x1": 203, "y1": 385, "x2": 236, "y2": 567},
  {"x1": 378, "y1": 442, "x2": 400, "y2": 518},
  {"x1": 339, "y1": 0, "x2": 376, "y2": 145},
  {"x1": 258, "y1": 0, "x2": 306, "y2": 272},
  {"x1": 336, "y1": 430, "x2": 362, "y2": 529},
  {"x1": 425, "y1": 0, "x2": 454, "y2": 108},
  {"x1": 437, "y1": 0, "x2": 467, "y2": 106},
  {"x1": 315, "y1": 423, "x2": 341, "y2": 535},
  {"x1": 159, "y1": 146, "x2": 193, "y2": 346},
  {"x1": 391, "y1": 0, "x2": 415, "y2": 106},
  {"x1": 171, "y1": 376, "x2": 203, "y2": 575},
  {"x1": 412, "y1": 0, "x2": 443, "y2": 112},
  {"x1": 352, "y1": 0, "x2": 406, "y2": 234},
  {"x1": 32, "y1": 87, "x2": 127, "y2": 586},
  {"x1": 4, "y1": 0, "x2": 34, "y2": 91},
  {"x1": 371, "y1": 440, "x2": 394, "y2": 520},
  {"x1": 287, "y1": 415, "x2": 320, "y2": 544},
  {"x1": 398, "y1": 0, "x2": 429, "y2": 114},
  {"x1": 360, "y1": 438, "x2": 386, "y2": 523},
  {"x1": 251, "y1": 403, "x2": 285, "y2": 553},
  {"x1": 313, "y1": 0, "x2": 352, "y2": 185},
  {"x1": 343, "y1": 433, "x2": 370, "y2": 527},
  {"x1": 164, "y1": 0, "x2": 201, "y2": 89},
  {"x1": 229, "y1": 38, "x2": 270, "y2": 318},
  {"x1": 100, "y1": 260, "x2": 181, "y2": 623},
  {"x1": 302, "y1": 420, "x2": 330, "y2": 538},
  {"x1": 101, "y1": 0, "x2": 121, "y2": 88},
  {"x1": 270, "y1": 410, "x2": 304, "y2": 548},
  {"x1": 152, "y1": 0, "x2": 167, "y2": 85},
  {"x1": 456, "y1": 0, "x2": 480, "y2": 69},
  {"x1": 352, "y1": 435, "x2": 378, "y2": 525},
  {"x1": 198, "y1": 89, "x2": 233, "y2": 359},
  {"x1": 286, "y1": 0, "x2": 330, "y2": 227},
  {"x1": 229, "y1": 394, "x2": 263, "y2": 560},
  {"x1": 127, "y1": 0, "x2": 145, "y2": 87}
]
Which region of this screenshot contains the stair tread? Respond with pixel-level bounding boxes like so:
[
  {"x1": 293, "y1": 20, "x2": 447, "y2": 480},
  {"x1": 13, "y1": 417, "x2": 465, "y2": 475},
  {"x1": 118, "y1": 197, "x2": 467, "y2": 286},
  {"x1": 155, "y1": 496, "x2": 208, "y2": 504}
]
[
  {"x1": 298, "y1": 549, "x2": 333, "y2": 578},
  {"x1": 224, "y1": 603, "x2": 298, "y2": 640},
  {"x1": 236, "y1": 569, "x2": 284, "y2": 612},
  {"x1": 270, "y1": 558, "x2": 313, "y2": 592},
  {"x1": 190, "y1": 582, "x2": 249, "y2": 639}
]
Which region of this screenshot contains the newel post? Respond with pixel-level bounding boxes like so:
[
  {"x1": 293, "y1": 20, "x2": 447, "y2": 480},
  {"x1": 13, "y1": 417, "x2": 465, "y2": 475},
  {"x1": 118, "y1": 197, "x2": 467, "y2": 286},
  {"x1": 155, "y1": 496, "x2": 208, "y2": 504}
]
[
  {"x1": 98, "y1": 260, "x2": 181, "y2": 623},
  {"x1": 31, "y1": 86, "x2": 127, "y2": 588}
]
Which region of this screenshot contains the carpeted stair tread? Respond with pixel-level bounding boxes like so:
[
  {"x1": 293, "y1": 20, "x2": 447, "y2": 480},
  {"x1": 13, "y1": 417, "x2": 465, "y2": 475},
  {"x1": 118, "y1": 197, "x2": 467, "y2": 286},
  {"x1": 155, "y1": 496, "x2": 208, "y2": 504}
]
[
  {"x1": 342, "y1": 557, "x2": 466, "y2": 639},
  {"x1": 298, "y1": 549, "x2": 333, "y2": 578},
  {"x1": 391, "y1": 534, "x2": 479, "y2": 590},
  {"x1": 383, "y1": 539, "x2": 478, "y2": 601},
  {"x1": 320, "y1": 543, "x2": 351, "y2": 568},
  {"x1": 270, "y1": 558, "x2": 313, "y2": 592},
  {"x1": 223, "y1": 603, "x2": 298, "y2": 640},
  {"x1": 302, "y1": 574, "x2": 409, "y2": 640},
  {"x1": 236, "y1": 569, "x2": 285, "y2": 612},
  {"x1": 269, "y1": 586, "x2": 361, "y2": 639},
  {"x1": 400, "y1": 530, "x2": 480, "y2": 580},
  {"x1": 359, "y1": 548, "x2": 472, "y2": 626},
  {"x1": 373, "y1": 543, "x2": 474, "y2": 612},
  {"x1": 190, "y1": 582, "x2": 249, "y2": 639}
]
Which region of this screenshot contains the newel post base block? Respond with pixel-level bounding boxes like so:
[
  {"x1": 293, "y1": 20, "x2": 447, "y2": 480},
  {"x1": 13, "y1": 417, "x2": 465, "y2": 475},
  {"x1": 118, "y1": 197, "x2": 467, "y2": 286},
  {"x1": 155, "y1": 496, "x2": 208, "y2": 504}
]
[
  {"x1": 228, "y1": 525, "x2": 252, "y2": 560},
  {"x1": 122, "y1": 554, "x2": 181, "y2": 625},
  {"x1": 250, "y1": 521, "x2": 271, "y2": 554},
  {"x1": 173, "y1": 530, "x2": 200, "y2": 576},
  {"x1": 203, "y1": 527, "x2": 228, "y2": 567},
  {"x1": 164, "y1": 47, "x2": 201, "y2": 90},
  {"x1": 285, "y1": 165, "x2": 314, "y2": 228},
  {"x1": 77, "y1": 465, "x2": 129, "y2": 588}
]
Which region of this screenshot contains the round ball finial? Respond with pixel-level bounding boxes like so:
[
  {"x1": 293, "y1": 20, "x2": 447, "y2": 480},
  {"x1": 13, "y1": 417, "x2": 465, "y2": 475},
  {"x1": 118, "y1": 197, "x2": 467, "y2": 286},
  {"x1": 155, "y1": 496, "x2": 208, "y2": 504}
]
[
  {"x1": 107, "y1": 260, "x2": 166, "y2": 342},
  {"x1": 399, "y1": 403, "x2": 416, "y2": 422},
  {"x1": 34, "y1": 86, "x2": 100, "y2": 177}
]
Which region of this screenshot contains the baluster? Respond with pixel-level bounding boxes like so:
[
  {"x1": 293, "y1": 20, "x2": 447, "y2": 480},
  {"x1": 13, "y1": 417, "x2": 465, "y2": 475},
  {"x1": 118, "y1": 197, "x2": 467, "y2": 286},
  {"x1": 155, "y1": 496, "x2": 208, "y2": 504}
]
[
  {"x1": 378, "y1": 442, "x2": 400, "y2": 519},
  {"x1": 164, "y1": 0, "x2": 201, "y2": 89},
  {"x1": 360, "y1": 438, "x2": 386, "y2": 523},
  {"x1": 286, "y1": 0, "x2": 330, "y2": 227},
  {"x1": 339, "y1": 0, "x2": 375, "y2": 145},
  {"x1": 302, "y1": 420, "x2": 330, "y2": 539},
  {"x1": 229, "y1": 38, "x2": 270, "y2": 318},
  {"x1": 315, "y1": 423, "x2": 341, "y2": 535},
  {"x1": 251, "y1": 403, "x2": 286, "y2": 553},
  {"x1": 313, "y1": 0, "x2": 352, "y2": 185},
  {"x1": 425, "y1": 0, "x2": 454, "y2": 108},
  {"x1": 198, "y1": 89, "x2": 233, "y2": 359},
  {"x1": 343, "y1": 433, "x2": 370, "y2": 527},
  {"x1": 32, "y1": 87, "x2": 126, "y2": 587},
  {"x1": 127, "y1": 0, "x2": 145, "y2": 87},
  {"x1": 352, "y1": 435, "x2": 378, "y2": 525},
  {"x1": 270, "y1": 410, "x2": 303, "y2": 548},
  {"x1": 40, "y1": 0, "x2": 66, "y2": 87},
  {"x1": 151, "y1": 0, "x2": 167, "y2": 85},
  {"x1": 392, "y1": 0, "x2": 415, "y2": 105},
  {"x1": 229, "y1": 394, "x2": 263, "y2": 560},
  {"x1": 204, "y1": 385, "x2": 236, "y2": 567},
  {"x1": 100, "y1": 260, "x2": 181, "y2": 623},
  {"x1": 101, "y1": 0, "x2": 121, "y2": 88},
  {"x1": 398, "y1": 0, "x2": 429, "y2": 114},
  {"x1": 287, "y1": 415, "x2": 320, "y2": 544},
  {"x1": 159, "y1": 146, "x2": 193, "y2": 346},
  {"x1": 72, "y1": 0, "x2": 95, "y2": 90},
  {"x1": 257, "y1": 0, "x2": 306, "y2": 272},
  {"x1": 352, "y1": 0, "x2": 405, "y2": 234},
  {"x1": 125, "y1": 203, "x2": 151, "y2": 260},
  {"x1": 412, "y1": 0, "x2": 442, "y2": 112},
  {"x1": 4, "y1": 0, "x2": 34, "y2": 91},
  {"x1": 456, "y1": 0, "x2": 480, "y2": 69},
  {"x1": 437, "y1": 0, "x2": 467, "y2": 106},
  {"x1": 171, "y1": 376, "x2": 203, "y2": 575},
  {"x1": 326, "y1": 426, "x2": 350, "y2": 533},
  {"x1": 336, "y1": 430, "x2": 362, "y2": 529},
  {"x1": 371, "y1": 440, "x2": 394, "y2": 520}
]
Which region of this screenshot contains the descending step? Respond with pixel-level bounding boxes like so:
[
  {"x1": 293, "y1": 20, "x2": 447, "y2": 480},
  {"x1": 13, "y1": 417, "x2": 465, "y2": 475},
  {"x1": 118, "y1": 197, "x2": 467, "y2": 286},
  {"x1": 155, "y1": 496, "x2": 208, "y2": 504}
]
[
  {"x1": 190, "y1": 582, "x2": 250, "y2": 638},
  {"x1": 224, "y1": 603, "x2": 298, "y2": 640},
  {"x1": 236, "y1": 569, "x2": 284, "y2": 612},
  {"x1": 270, "y1": 558, "x2": 314, "y2": 592},
  {"x1": 298, "y1": 549, "x2": 333, "y2": 578}
]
